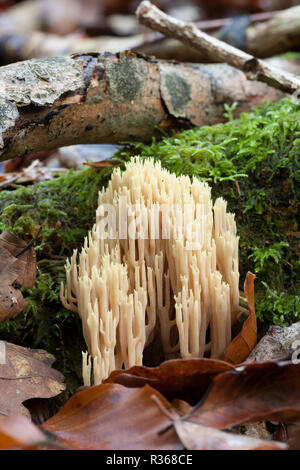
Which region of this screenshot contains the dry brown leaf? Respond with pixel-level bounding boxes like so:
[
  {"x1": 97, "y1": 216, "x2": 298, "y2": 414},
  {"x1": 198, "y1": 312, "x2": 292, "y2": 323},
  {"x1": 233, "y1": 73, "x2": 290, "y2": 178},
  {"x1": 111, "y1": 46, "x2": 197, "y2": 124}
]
[
  {"x1": 171, "y1": 399, "x2": 193, "y2": 417},
  {"x1": 0, "y1": 231, "x2": 37, "y2": 321},
  {"x1": 173, "y1": 421, "x2": 287, "y2": 450},
  {"x1": 0, "y1": 160, "x2": 53, "y2": 190},
  {"x1": 3, "y1": 360, "x2": 299, "y2": 450},
  {"x1": 189, "y1": 361, "x2": 300, "y2": 429},
  {"x1": 0, "y1": 342, "x2": 65, "y2": 418},
  {"x1": 83, "y1": 160, "x2": 120, "y2": 168},
  {"x1": 105, "y1": 357, "x2": 235, "y2": 404},
  {"x1": 0, "y1": 414, "x2": 47, "y2": 450},
  {"x1": 224, "y1": 271, "x2": 257, "y2": 364},
  {"x1": 43, "y1": 383, "x2": 182, "y2": 450}
]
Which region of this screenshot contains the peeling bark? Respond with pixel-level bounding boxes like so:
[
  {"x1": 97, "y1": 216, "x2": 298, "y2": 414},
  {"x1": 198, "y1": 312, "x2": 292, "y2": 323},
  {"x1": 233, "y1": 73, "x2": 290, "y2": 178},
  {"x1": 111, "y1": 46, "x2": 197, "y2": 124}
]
[{"x1": 0, "y1": 51, "x2": 284, "y2": 162}]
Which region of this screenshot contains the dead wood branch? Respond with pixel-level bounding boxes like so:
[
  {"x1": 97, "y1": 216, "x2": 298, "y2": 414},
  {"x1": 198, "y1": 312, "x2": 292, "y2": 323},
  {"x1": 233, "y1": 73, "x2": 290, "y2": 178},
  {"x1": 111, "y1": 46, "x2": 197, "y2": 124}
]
[
  {"x1": 0, "y1": 52, "x2": 284, "y2": 162},
  {"x1": 136, "y1": 1, "x2": 300, "y2": 94}
]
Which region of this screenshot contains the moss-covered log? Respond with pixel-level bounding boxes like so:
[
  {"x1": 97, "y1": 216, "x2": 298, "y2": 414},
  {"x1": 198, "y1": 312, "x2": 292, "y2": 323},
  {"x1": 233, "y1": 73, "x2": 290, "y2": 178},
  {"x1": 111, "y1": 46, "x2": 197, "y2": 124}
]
[
  {"x1": 0, "y1": 98, "x2": 299, "y2": 393},
  {"x1": 0, "y1": 51, "x2": 284, "y2": 162}
]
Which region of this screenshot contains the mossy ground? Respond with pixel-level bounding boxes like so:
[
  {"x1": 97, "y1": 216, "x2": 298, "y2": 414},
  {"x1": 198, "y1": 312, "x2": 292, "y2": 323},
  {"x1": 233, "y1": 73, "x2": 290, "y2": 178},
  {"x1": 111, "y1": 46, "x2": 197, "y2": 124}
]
[{"x1": 0, "y1": 97, "x2": 299, "y2": 394}]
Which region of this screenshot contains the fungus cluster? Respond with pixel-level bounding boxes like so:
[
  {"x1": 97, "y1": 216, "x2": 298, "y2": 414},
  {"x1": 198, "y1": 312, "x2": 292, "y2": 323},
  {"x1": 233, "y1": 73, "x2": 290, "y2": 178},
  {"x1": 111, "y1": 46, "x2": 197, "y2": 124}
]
[{"x1": 60, "y1": 158, "x2": 240, "y2": 385}]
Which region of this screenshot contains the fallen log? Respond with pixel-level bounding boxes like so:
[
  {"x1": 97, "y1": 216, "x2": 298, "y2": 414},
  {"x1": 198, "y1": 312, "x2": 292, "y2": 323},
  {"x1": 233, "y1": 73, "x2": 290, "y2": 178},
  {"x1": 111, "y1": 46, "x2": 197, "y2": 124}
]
[{"x1": 0, "y1": 51, "x2": 283, "y2": 162}]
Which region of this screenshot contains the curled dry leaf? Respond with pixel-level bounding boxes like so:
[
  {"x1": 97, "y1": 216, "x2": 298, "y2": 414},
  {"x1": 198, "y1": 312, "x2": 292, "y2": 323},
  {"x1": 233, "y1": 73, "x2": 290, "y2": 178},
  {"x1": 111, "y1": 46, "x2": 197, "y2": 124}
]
[
  {"x1": 105, "y1": 358, "x2": 235, "y2": 403},
  {"x1": 43, "y1": 383, "x2": 182, "y2": 450},
  {"x1": 0, "y1": 342, "x2": 66, "y2": 418},
  {"x1": 173, "y1": 421, "x2": 287, "y2": 450},
  {"x1": 0, "y1": 231, "x2": 37, "y2": 322},
  {"x1": 189, "y1": 361, "x2": 300, "y2": 429},
  {"x1": 224, "y1": 271, "x2": 257, "y2": 364}
]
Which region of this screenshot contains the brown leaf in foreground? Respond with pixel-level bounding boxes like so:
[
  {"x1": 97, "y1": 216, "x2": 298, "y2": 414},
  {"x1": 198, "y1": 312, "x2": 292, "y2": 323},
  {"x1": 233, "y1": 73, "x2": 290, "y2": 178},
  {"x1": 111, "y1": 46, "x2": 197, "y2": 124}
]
[
  {"x1": 105, "y1": 358, "x2": 235, "y2": 404},
  {"x1": 224, "y1": 272, "x2": 257, "y2": 364},
  {"x1": 0, "y1": 415, "x2": 47, "y2": 449},
  {"x1": 4, "y1": 359, "x2": 299, "y2": 450},
  {"x1": 0, "y1": 231, "x2": 37, "y2": 322},
  {"x1": 43, "y1": 383, "x2": 182, "y2": 450},
  {"x1": 189, "y1": 361, "x2": 300, "y2": 429},
  {"x1": 174, "y1": 421, "x2": 287, "y2": 450},
  {"x1": 0, "y1": 342, "x2": 65, "y2": 418}
]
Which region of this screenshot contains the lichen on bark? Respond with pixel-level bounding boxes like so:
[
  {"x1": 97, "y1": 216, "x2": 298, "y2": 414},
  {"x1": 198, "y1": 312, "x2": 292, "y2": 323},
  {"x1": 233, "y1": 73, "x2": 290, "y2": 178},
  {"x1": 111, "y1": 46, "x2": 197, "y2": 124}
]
[{"x1": 0, "y1": 56, "x2": 85, "y2": 151}]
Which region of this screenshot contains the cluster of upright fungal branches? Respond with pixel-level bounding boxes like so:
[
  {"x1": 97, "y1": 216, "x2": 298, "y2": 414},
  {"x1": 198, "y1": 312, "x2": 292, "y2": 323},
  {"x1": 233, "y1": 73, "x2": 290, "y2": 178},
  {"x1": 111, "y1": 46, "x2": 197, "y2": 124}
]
[{"x1": 61, "y1": 158, "x2": 240, "y2": 385}]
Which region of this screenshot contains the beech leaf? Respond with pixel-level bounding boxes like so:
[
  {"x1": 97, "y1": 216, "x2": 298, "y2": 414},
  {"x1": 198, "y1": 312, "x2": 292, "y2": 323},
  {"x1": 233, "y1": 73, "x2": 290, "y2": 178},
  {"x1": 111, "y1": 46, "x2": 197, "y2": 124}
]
[
  {"x1": 188, "y1": 361, "x2": 300, "y2": 429},
  {"x1": 0, "y1": 342, "x2": 66, "y2": 418},
  {"x1": 43, "y1": 383, "x2": 183, "y2": 450},
  {"x1": 173, "y1": 421, "x2": 287, "y2": 450},
  {"x1": 0, "y1": 231, "x2": 37, "y2": 322},
  {"x1": 105, "y1": 358, "x2": 235, "y2": 403}
]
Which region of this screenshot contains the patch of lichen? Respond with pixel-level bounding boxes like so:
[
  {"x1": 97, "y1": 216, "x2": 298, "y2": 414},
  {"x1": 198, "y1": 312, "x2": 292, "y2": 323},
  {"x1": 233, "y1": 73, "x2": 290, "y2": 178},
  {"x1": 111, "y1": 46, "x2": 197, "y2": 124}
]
[
  {"x1": 116, "y1": 97, "x2": 300, "y2": 332},
  {"x1": 0, "y1": 98, "x2": 299, "y2": 393}
]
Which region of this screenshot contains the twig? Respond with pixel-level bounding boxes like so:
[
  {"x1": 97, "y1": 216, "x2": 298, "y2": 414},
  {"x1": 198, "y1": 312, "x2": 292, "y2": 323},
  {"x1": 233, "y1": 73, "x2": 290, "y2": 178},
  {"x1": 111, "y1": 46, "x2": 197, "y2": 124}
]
[
  {"x1": 135, "y1": 10, "x2": 280, "y2": 51},
  {"x1": 136, "y1": 1, "x2": 300, "y2": 94}
]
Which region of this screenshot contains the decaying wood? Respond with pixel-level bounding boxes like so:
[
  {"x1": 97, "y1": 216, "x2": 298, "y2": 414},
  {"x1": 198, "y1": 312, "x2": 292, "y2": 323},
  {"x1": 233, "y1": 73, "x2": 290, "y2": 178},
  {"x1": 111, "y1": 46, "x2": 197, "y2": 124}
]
[
  {"x1": 137, "y1": 1, "x2": 300, "y2": 94},
  {"x1": 0, "y1": 52, "x2": 283, "y2": 162},
  {"x1": 245, "y1": 6, "x2": 300, "y2": 58}
]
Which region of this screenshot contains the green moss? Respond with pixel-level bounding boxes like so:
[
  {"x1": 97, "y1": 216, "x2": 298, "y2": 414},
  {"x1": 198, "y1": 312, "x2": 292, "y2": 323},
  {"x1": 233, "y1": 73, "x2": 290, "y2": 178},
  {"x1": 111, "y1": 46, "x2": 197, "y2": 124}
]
[{"x1": 0, "y1": 98, "x2": 299, "y2": 392}]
